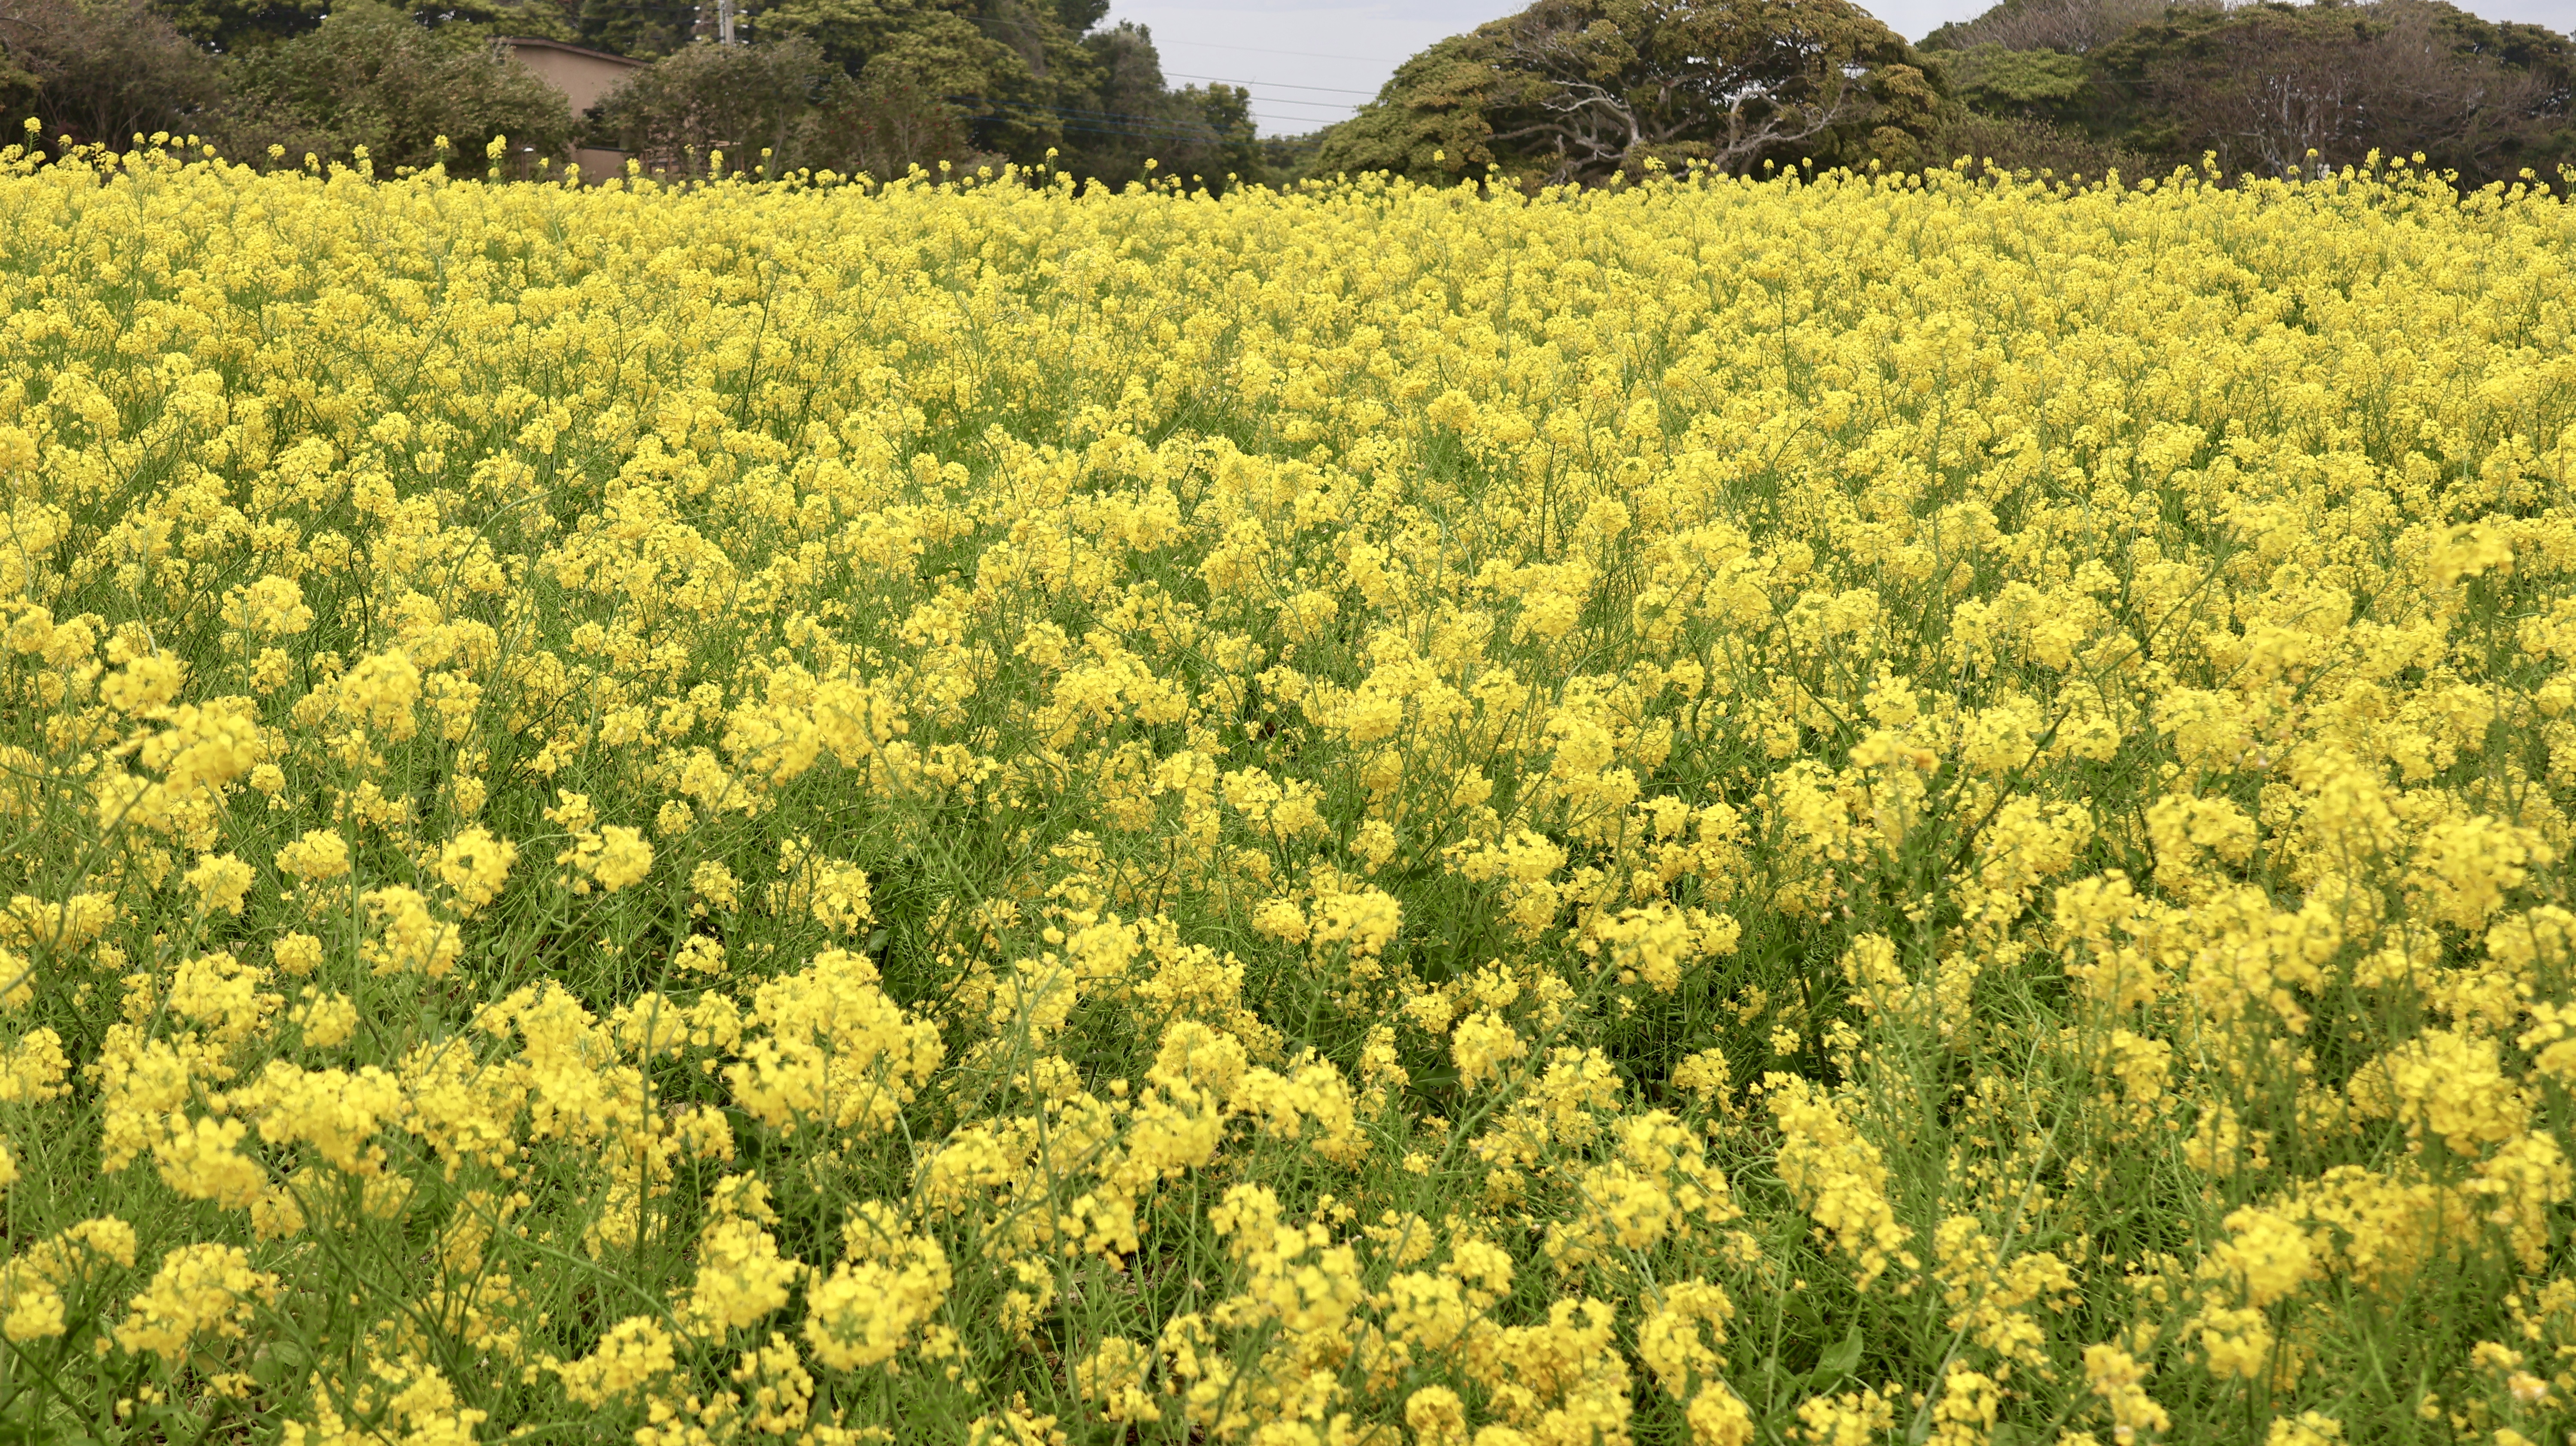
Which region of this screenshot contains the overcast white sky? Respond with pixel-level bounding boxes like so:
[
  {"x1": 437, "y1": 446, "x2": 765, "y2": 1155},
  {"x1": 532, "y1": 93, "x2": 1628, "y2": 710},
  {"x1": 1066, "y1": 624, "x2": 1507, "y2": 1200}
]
[{"x1": 1108, "y1": 0, "x2": 2576, "y2": 135}]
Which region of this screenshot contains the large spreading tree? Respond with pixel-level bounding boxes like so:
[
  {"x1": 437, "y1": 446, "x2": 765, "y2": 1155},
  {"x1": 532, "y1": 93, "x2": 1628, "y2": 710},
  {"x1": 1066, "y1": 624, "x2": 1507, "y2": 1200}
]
[{"x1": 1314, "y1": 0, "x2": 1944, "y2": 186}]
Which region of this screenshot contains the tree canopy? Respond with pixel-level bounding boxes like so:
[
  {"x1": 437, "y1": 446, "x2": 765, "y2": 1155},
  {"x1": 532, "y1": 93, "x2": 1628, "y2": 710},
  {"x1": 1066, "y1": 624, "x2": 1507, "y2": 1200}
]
[
  {"x1": 0, "y1": 0, "x2": 1255, "y2": 185},
  {"x1": 1298, "y1": 0, "x2": 2573, "y2": 191},
  {"x1": 215, "y1": 0, "x2": 577, "y2": 172},
  {"x1": 1920, "y1": 0, "x2": 2576, "y2": 186},
  {"x1": 1314, "y1": 0, "x2": 1943, "y2": 187},
  {"x1": 0, "y1": 0, "x2": 224, "y2": 146}
]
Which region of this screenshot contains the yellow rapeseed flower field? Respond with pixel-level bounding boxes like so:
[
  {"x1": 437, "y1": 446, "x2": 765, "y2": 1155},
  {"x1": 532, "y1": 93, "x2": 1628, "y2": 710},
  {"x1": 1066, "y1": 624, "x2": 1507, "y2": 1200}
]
[{"x1": 1, "y1": 138, "x2": 2573, "y2": 1445}]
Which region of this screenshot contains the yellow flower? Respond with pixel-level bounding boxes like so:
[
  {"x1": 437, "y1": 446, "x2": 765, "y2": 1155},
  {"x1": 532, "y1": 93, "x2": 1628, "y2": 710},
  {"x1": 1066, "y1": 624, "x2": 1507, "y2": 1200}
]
[
  {"x1": 1768, "y1": 1074, "x2": 1914, "y2": 1289},
  {"x1": 0, "y1": 1218, "x2": 137, "y2": 1343},
  {"x1": 1073, "y1": 1336, "x2": 1162, "y2": 1424},
  {"x1": 115, "y1": 1243, "x2": 280, "y2": 1362},
  {"x1": 803, "y1": 1225, "x2": 950, "y2": 1371},
  {"x1": 434, "y1": 827, "x2": 517, "y2": 911},
  {"x1": 549, "y1": 1315, "x2": 677, "y2": 1406},
  {"x1": 590, "y1": 827, "x2": 653, "y2": 892},
  {"x1": 285, "y1": 1354, "x2": 487, "y2": 1444},
  {"x1": 361, "y1": 887, "x2": 459, "y2": 979},
  {"x1": 184, "y1": 853, "x2": 255, "y2": 917},
  {"x1": 223, "y1": 576, "x2": 313, "y2": 637},
  {"x1": 275, "y1": 831, "x2": 350, "y2": 884},
  {"x1": 685, "y1": 1219, "x2": 803, "y2": 1334},
  {"x1": 1451, "y1": 1009, "x2": 1527, "y2": 1089},
  {"x1": 1638, "y1": 1279, "x2": 1735, "y2": 1398},
  {"x1": 271, "y1": 933, "x2": 326, "y2": 977},
  {"x1": 2082, "y1": 1343, "x2": 2169, "y2": 1443},
  {"x1": 3, "y1": 127, "x2": 2576, "y2": 1445},
  {"x1": 341, "y1": 650, "x2": 421, "y2": 740}
]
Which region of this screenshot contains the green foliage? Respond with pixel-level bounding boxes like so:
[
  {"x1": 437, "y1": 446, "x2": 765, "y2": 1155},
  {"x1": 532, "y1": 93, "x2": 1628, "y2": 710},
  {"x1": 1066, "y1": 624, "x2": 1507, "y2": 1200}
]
[
  {"x1": 1920, "y1": 108, "x2": 2161, "y2": 178},
  {"x1": 155, "y1": 0, "x2": 584, "y2": 54},
  {"x1": 151, "y1": 0, "x2": 329, "y2": 53},
  {"x1": 756, "y1": 0, "x2": 1006, "y2": 82},
  {"x1": 1312, "y1": 0, "x2": 1942, "y2": 187},
  {"x1": 0, "y1": 0, "x2": 225, "y2": 149},
  {"x1": 1308, "y1": 35, "x2": 1500, "y2": 184},
  {"x1": 2087, "y1": 0, "x2": 2576, "y2": 183},
  {"x1": 213, "y1": 0, "x2": 576, "y2": 173},
  {"x1": 129, "y1": 0, "x2": 1236, "y2": 185},
  {"x1": 746, "y1": 0, "x2": 1088, "y2": 164},
  {"x1": 590, "y1": 35, "x2": 991, "y2": 180},
  {"x1": 571, "y1": 0, "x2": 1247, "y2": 184},
  {"x1": 1040, "y1": 22, "x2": 1259, "y2": 192},
  {"x1": 568, "y1": 0, "x2": 702, "y2": 61},
  {"x1": 1258, "y1": 128, "x2": 1326, "y2": 185},
  {"x1": 1935, "y1": 43, "x2": 2090, "y2": 120},
  {"x1": 1173, "y1": 81, "x2": 1263, "y2": 187},
  {"x1": 799, "y1": 70, "x2": 996, "y2": 179},
  {"x1": 592, "y1": 36, "x2": 832, "y2": 173},
  {"x1": 1926, "y1": 0, "x2": 2576, "y2": 187},
  {"x1": 1919, "y1": 0, "x2": 2166, "y2": 56}
]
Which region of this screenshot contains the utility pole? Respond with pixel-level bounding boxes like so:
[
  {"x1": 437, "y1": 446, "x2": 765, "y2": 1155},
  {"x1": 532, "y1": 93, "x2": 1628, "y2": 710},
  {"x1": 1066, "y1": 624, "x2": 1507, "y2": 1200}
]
[{"x1": 717, "y1": 0, "x2": 736, "y2": 44}]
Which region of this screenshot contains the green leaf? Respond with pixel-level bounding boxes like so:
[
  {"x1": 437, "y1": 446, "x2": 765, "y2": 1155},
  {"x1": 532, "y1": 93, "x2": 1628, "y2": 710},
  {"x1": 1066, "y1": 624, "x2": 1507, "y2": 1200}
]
[{"x1": 1807, "y1": 1324, "x2": 1862, "y2": 1390}]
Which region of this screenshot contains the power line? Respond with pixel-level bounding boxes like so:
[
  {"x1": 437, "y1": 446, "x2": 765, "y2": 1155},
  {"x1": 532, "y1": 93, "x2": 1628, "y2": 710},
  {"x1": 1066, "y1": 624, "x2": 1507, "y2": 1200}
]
[
  {"x1": 1154, "y1": 37, "x2": 1399, "y2": 64},
  {"x1": 949, "y1": 94, "x2": 1227, "y2": 143},
  {"x1": 1209, "y1": 91, "x2": 1364, "y2": 113},
  {"x1": 1235, "y1": 101, "x2": 1362, "y2": 120},
  {"x1": 970, "y1": 97, "x2": 1220, "y2": 133},
  {"x1": 1160, "y1": 71, "x2": 1379, "y2": 96}
]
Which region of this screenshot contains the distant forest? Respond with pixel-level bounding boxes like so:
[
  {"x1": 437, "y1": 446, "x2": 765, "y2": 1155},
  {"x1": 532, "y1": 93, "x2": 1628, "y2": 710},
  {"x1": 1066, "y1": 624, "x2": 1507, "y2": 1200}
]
[
  {"x1": 0, "y1": 0, "x2": 1258, "y2": 187},
  {"x1": 3, "y1": 0, "x2": 2568, "y2": 189}
]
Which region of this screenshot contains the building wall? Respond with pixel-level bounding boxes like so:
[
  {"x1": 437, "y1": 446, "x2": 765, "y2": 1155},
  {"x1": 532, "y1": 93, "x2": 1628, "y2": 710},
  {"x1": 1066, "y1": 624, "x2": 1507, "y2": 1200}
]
[
  {"x1": 502, "y1": 43, "x2": 643, "y2": 121},
  {"x1": 571, "y1": 147, "x2": 631, "y2": 182}
]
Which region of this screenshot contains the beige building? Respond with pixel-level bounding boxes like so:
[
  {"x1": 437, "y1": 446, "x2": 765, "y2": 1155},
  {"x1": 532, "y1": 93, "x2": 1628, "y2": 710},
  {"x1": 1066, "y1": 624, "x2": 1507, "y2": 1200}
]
[{"x1": 495, "y1": 37, "x2": 646, "y2": 180}]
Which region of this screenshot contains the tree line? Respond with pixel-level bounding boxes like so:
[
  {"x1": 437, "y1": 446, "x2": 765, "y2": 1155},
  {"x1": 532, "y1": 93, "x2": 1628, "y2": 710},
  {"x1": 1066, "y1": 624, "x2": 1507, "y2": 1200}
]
[
  {"x1": 0, "y1": 0, "x2": 1260, "y2": 188},
  {"x1": 1923, "y1": 0, "x2": 2574, "y2": 187},
  {"x1": 1306, "y1": 0, "x2": 2574, "y2": 189},
  {"x1": 3, "y1": 0, "x2": 2567, "y2": 190}
]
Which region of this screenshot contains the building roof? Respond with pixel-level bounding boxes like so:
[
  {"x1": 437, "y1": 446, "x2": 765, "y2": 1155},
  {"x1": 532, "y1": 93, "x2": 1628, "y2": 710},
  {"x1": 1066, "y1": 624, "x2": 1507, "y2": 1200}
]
[{"x1": 492, "y1": 36, "x2": 647, "y2": 68}]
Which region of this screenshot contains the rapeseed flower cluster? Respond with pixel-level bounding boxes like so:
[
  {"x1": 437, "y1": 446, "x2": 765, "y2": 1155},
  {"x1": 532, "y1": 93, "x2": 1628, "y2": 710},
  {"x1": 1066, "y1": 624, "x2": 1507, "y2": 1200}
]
[{"x1": 0, "y1": 136, "x2": 2573, "y2": 1442}]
